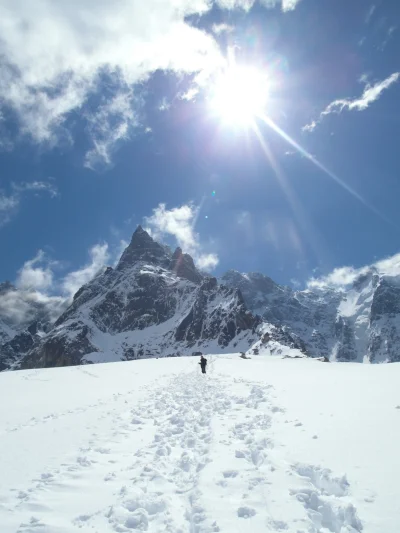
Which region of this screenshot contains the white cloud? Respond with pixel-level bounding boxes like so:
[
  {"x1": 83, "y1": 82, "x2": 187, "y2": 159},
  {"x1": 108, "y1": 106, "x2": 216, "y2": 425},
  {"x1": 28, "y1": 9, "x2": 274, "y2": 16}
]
[
  {"x1": 180, "y1": 87, "x2": 200, "y2": 101},
  {"x1": 303, "y1": 72, "x2": 399, "y2": 132},
  {"x1": 144, "y1": 203, "x2": 198, "y2": 253},
  {"x1": 308, "y1": 266, "x2": 369, "y2": 290},
  {"x1": 374, "y1": 253, "x2": 400, "y2": 278},
  {"x1": 62, "y1": 244, "x2": 110, "y2": 298},
  {"x1": 215, "y1": 0, "x2": 255, "y2": 8},
  {"x1": 158, "y1": 97, "x2": 171, "y2": 112},
  {"x1": 365, "y1": 5, "x2": 376, "y2": 24},
  {"x1": 281, "y1": 0, "x2": 302, "y2": 10},
  {"x1": 307, "y1": 252, "x2": 400, "y2": 290},
  {"x1": 215, "y1": 0, "x2": 301, "y2": 10},
  {"x1": 0, "y1": 0, "x2": 303, "y2": 164},
  {"x1": 0, "y1": 0, "x2": 223, "y2": 157},
  {"x1": 12, "y1": 180, "x2": 59, "y2": 198},
  {"x1": 84, "y1": 90, "x2": 137, "y2": 170},
  {"x1": 16, "y1": 250, "x2": 54, "y2": 291},
  {"x1": 301, "y1": 120, "x2": 317, "y2": 133},
  {"x1": 144, "y1": 203, "x2": 219, "y2": 271},
  {"x1": 212, "y1": 23, "x2": 235, "y2": 35},
  {"x1": 0, "y1": 191, "x2": 19, "y2": 227},
  {"x1": 324, "y1": 72, "x2": 399, "y2": 113},
  {"x1": 0, "y1": 180, "x2": 58, "y2": 227},
  {"x1": 197, "y1": 253, "x2": 219, "y2": 270},
  {"x1": 260, "y1": 0, "x2": 302, "y2": 10},
  {"x1": 0, "y1": 242, "x2": 113, "y2": 330},
  {"x1": 0, "y1": 285, "x2": 66, "y2": 328}
]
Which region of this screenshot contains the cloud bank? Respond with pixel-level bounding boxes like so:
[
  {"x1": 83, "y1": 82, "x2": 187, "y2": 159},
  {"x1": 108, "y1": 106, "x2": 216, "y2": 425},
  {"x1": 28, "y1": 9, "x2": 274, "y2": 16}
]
[
  {"x1": 0, "y1": 0, "x2": 221, "y2": 162},
  {"x1": 0, "y1": 242, "x2": 111, "y2": 331},
  {"x1": 0, "y1": 0, "x2": 303, "y2": 166},
  {"x1": 308, "y1": 252, "x2": 400, "y2": 290}
]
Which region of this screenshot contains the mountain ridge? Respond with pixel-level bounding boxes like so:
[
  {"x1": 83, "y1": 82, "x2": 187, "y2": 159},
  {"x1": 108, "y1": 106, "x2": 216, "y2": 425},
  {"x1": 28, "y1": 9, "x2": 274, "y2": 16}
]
[{"x1": 2, "y1": 227, "x2": 400, "y2": 369}]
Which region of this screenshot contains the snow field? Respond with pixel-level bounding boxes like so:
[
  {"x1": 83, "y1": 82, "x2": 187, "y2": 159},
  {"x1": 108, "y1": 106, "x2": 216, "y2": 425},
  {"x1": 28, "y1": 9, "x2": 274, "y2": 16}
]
[{"x1": 0, "y1": 355, "x2": 399, "y2": 532}]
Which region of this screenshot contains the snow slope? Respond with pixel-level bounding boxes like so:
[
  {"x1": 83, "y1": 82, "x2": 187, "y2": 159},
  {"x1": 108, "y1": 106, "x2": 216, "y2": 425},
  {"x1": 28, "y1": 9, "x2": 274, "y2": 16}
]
[{"x1": 1, "y1": 355, "x2": 399, "y2": 533}]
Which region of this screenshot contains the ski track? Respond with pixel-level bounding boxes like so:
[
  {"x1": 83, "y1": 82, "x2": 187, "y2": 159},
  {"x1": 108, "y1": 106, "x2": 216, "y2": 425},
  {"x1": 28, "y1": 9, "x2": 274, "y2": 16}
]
[{"x1": 2, "y1": 368, "x2": 363, "y2": 533}]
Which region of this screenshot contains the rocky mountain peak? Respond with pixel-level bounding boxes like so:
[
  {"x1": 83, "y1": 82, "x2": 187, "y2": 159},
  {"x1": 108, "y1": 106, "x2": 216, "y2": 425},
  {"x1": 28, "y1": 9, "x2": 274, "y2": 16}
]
[
  {"x1": 117, "y1": 225, "x2": 171, "y2": 270},
  {"x1": 170, "y1": 247, "x2": 202, "y2": 284}
]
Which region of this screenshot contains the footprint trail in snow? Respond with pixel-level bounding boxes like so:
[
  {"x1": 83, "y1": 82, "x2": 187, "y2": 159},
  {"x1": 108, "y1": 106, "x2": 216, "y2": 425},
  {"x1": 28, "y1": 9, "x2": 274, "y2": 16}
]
[{"x1": 2, "y1": 367, "x2": 363, "y2": 533}]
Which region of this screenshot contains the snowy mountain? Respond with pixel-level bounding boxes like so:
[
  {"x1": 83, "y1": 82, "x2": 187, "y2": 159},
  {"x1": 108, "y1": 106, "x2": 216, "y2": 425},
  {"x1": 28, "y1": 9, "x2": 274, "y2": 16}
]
[
  {"x1": 222, "y1": 268, "x2": 400, "y2": 363},
  {"x1": 3, "y1": 227, "x2": 400, "y2": 370},
  {"x1": 18, "y1": 227, "x2": 258, "y2": 369},
  {"x1": 1, "y1": 354, "x2": 399, "y2": 533}
]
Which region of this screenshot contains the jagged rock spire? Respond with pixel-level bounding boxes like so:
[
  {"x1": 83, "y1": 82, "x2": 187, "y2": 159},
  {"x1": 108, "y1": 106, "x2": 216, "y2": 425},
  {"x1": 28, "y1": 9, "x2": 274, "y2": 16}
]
[
  {"x1": 170, "y1": 247, "x2": 202, "y2": 284},
  {"x1": 117, "y1": 225, "x2": 170, "y2": 270}
]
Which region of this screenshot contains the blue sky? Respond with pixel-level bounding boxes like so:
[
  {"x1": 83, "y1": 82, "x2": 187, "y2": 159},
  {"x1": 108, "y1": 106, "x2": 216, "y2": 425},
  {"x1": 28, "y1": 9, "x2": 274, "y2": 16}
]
[{"x1": 1, "y1": 0, "x2": 400, "y2": 304}]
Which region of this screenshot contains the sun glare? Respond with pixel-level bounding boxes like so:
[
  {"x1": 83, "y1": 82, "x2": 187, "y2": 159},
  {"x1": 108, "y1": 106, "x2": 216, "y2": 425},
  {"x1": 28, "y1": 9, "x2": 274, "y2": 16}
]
[{"x1": 210, "y1": 65, "x2": 269, "y2": 126}]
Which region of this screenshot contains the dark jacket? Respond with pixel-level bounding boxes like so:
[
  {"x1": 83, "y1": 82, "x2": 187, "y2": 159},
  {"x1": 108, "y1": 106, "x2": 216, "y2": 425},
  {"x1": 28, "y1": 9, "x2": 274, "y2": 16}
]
[{"x1": 199, "y1": 356, "x2": 207, "y2": 370}]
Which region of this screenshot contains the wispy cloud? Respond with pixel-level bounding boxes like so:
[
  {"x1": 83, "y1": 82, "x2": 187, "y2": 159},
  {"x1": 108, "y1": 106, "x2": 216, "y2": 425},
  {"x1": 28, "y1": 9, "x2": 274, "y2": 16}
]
[
  {"x1": 12, "y1": 180, "x2": 59, "y2": 198},
  {"x1": 303, "y1": 72, "x2": 399, "y2": 132},
  {"x1": 308, "y1": 252, "x2": 400, "y2": 290},
  {"x1": 281, "y1": 0, "x2": 302, "y2": 10},
  {"x1": 216, "y1": 0, "x2": 301, "y2": 10},
  {"x1": 212, "y1": 23, "x2": 235, "y2": 35},
  {"x1": 365, "y1": 5, "x2": 376, "y2": 24},
  {"x1": 379, "y1": 26, "x2": 397, "y2": 51},
  {"x1": 84, "y1": 90, "x2": 137, "y2": 170},
  {"x1": 0, "y1": 192, "x2": 19, "y2": 227},
  {"x1": 144, "y1": 203, "x2": 219, "y2": 271},
  {"x1": 301, "y1": 120, "x2": 317, "y2": 133},
  {"x1": 0, "y1": 180, "x2": 58, "y2": 227}
]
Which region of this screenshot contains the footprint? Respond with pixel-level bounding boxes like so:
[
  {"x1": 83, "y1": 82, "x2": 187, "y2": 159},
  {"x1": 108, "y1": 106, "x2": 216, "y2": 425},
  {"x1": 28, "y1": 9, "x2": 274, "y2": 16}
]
[
  {"x1": 268, "y1": 519, "x2": 288, "y2": 530},
  {"x1": 291, "y1": 463, "x2": 362, "y2": 533},
  {"x1": 222, "y1": 470, "x2": 239, "y2": 478},
  {"x1": 237, "y1": 506, "x2": 256, "y2": 518},
  {"x1": 235, "y1": 450, "x2": 246, "y2": 459},
  {"x1": 293, "y1": 464, "x2": 349, "y2": 497}
]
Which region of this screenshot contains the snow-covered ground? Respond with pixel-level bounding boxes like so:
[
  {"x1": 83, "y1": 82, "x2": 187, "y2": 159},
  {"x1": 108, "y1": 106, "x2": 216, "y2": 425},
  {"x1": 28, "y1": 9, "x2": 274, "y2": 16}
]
[{"x1": 1, "y1": 355, "x2": 399, "y2": 533}]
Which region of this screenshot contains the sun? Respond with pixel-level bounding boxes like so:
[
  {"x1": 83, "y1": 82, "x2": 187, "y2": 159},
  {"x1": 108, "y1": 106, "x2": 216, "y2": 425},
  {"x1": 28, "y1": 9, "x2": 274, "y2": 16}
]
[{"x1": 210, "y1": 65, "x2": 269, "y2": 126}]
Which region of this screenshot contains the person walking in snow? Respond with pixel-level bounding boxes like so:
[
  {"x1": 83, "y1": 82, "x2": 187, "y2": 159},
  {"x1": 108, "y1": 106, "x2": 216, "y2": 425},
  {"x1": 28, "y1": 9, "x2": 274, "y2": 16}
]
[{"x1": 199, "y1": 355, "x2": 207, "y2": 374}]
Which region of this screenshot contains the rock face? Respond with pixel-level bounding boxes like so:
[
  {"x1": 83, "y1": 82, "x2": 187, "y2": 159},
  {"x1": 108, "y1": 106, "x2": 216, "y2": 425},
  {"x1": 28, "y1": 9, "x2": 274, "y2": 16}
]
[
  {"x1": 19, "y1": 228, "x2": 259, "y2": 369},
  {"x1": 221, "y1": 268, "x2": 400, "y2": 363}
]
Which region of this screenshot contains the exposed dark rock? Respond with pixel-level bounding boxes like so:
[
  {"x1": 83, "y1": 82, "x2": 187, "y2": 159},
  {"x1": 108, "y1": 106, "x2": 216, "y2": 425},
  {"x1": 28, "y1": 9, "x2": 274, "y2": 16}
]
[
  {"x1": 117, "y1": 226, "x2": 171, "y2": 270},
  {"x1": 170, "y1": 248, "x2": 202, "y2": 284}
]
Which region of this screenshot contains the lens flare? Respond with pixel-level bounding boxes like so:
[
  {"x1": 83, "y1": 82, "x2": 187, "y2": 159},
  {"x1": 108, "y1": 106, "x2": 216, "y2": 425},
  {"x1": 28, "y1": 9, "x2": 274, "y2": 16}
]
[{"x1": 210, "y1": 65, "x2": 269, "y2": 126}]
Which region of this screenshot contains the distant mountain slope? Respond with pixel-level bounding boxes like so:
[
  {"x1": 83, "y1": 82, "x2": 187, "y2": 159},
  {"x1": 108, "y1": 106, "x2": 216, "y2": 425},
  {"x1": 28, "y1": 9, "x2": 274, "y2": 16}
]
[{"x1": 222, "y1": 268, "x2": 400, "y2": 362}]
